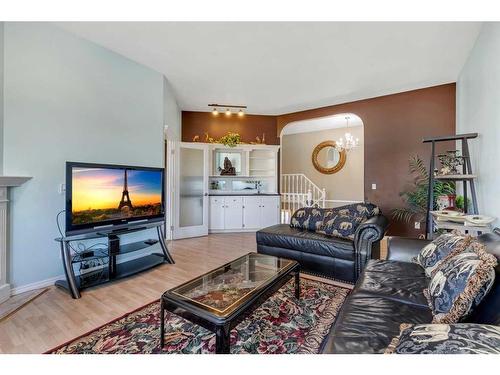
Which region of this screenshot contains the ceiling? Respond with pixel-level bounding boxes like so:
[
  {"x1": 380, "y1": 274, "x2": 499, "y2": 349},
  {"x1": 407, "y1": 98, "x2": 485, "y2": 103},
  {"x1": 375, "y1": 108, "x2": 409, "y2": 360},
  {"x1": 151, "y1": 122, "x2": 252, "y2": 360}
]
[
  {"x1": 281, "y1": 113, "x2": 363, "y2": 136},
  {"x1": 55, "y1": 22, "x2": 482, "y2": 115}
]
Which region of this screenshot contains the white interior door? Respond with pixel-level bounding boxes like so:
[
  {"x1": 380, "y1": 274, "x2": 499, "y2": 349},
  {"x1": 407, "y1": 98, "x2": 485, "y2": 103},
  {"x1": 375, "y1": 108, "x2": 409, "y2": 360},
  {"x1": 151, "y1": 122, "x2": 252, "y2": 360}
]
[{"x1": 174, "y1": 142, "x2": 209, "y2": 239}]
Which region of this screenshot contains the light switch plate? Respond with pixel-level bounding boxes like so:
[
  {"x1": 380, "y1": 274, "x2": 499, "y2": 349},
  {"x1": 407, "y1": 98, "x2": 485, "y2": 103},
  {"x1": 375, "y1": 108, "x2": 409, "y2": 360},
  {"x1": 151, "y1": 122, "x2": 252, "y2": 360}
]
[
  {"x1": 59, "y1": 183, "x2": 66, "y2": 195},
  {"x1": 414, "y1": 221, "x2": 421, "y2": 230},
  {"x1": 371, "y1": 183, "x2": 377, "y2": 190}
]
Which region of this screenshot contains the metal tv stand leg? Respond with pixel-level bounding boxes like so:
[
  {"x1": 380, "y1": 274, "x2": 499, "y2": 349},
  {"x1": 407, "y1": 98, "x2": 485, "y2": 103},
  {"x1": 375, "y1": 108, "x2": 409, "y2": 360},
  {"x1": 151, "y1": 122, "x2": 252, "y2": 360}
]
[
  {"x1": 59, "y1": 240, "x2": 81, "y2": 299},
  {"x1": 157, "y1": 225, "x2": 175, "y2": 264}
]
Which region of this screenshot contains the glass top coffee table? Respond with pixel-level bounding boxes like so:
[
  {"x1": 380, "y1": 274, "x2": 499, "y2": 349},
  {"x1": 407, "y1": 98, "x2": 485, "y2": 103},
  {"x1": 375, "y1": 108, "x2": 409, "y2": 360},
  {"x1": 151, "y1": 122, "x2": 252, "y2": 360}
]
[{"x1": 160, "y1": 252, "x2": 300, "y2": 353}]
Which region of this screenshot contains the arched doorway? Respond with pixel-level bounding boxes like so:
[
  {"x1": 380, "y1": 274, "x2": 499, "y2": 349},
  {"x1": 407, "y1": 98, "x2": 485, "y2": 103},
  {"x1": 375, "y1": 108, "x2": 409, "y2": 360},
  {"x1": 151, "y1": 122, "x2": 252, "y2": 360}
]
[{"x1": 279, "y1": 113, "x2": 364, "y2": 221}]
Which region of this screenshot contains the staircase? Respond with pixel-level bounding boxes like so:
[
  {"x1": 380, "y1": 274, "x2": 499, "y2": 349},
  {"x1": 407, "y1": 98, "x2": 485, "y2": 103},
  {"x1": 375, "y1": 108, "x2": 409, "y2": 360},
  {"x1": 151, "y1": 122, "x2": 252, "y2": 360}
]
[{"x1": 280, "y1": 174, "x2": 326, "y2": 223}]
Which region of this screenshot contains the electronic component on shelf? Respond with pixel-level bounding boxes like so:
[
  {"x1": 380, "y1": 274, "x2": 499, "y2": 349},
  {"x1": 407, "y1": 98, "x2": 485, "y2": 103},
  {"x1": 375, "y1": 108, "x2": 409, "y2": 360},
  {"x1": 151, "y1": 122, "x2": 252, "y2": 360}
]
[{"x1": 80, "y1": 250, "x2": 95, "y2": 259}]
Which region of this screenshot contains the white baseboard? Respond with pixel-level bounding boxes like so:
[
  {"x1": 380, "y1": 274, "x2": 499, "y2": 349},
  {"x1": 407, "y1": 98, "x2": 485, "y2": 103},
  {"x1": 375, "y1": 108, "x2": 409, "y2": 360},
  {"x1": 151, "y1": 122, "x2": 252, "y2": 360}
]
[
  {"x1": 209, "y1": 229, "x2": 258, "y2": 234},
  {"x1": 10, "y1": 275, "x2": 64, "y2": 296}
]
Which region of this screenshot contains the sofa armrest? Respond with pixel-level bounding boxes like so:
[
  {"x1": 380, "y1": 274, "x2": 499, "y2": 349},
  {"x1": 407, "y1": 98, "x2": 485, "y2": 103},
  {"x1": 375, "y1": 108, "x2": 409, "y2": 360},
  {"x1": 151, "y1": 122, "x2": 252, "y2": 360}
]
[
  {"x1": 386, "y1": 236, "x2": 430, "y2": 263},
  {"x1": 353, "y1": 215, "x2": 389, "y2": 278}
]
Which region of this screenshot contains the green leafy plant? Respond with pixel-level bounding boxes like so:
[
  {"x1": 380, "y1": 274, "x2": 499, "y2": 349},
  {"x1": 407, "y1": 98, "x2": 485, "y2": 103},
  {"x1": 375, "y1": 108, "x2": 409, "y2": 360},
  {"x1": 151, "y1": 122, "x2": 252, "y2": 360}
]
[
  {"x1": 391, "y1": 155, "x2": 455, "y2": 224},
  {"x1": 218, "y1": 132, "x2": 241, "y2": 148},
  {"x1": 455, "y1": 195, "x2": 470, "y2": 211}
]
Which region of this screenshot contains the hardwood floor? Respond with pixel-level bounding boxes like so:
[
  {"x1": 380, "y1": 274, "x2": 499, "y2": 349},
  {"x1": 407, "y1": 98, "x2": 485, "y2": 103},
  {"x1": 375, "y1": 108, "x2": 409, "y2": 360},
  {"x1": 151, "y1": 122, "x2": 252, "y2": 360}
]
[{"x1": 0, "y1": 233, "x2": 257, "y2": 354}]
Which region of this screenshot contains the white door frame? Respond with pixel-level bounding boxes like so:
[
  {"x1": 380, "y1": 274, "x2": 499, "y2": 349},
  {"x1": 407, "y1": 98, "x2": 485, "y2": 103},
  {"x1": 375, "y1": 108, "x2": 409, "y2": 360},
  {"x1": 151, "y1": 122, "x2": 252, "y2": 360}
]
[
  {"x1": 164, "y1": 139, "x2": 176, "y2": 240},
  {"x1": 173, "y1": 142, "x2": 209, "y2": 239}
]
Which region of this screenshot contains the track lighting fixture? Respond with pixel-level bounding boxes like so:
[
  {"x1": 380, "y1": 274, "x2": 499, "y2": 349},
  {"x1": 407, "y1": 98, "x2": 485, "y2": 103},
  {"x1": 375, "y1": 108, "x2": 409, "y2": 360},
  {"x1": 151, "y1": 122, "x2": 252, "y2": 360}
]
[{"x1": 208, "y1": 104, "x2": 247, "y2": 117}]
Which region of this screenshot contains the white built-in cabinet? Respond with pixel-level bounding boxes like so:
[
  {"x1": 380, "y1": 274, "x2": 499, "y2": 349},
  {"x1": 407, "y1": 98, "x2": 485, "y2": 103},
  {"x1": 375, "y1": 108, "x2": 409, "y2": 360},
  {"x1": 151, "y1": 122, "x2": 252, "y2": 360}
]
[{"x1": 209, "y1": 195, "x2": 280, "y2": 232}]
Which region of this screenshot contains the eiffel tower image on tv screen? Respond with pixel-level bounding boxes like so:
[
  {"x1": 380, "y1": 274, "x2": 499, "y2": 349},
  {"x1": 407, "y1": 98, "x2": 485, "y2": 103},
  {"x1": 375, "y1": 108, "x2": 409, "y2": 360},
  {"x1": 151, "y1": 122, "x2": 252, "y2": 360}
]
[
  {"x1": 118, "y1": 169, "x2": 133, "y2": 210},
  {"x1": 71, "y1": 166, "x2": 163, "y2": 226}
]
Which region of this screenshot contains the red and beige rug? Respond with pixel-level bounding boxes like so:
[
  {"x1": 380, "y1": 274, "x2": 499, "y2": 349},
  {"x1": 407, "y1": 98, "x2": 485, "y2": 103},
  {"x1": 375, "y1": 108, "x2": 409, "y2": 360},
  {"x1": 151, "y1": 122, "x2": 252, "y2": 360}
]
[{"x1": 48, "y1": 278, "x2": 349, "y2": 354}]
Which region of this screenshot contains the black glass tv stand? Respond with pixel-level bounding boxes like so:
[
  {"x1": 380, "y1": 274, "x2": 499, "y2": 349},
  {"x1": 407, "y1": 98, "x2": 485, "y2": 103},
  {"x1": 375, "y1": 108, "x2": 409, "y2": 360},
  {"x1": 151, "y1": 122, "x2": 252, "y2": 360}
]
[{"x1": 54, "y1": 222, "x2": 174, "y2": 299}]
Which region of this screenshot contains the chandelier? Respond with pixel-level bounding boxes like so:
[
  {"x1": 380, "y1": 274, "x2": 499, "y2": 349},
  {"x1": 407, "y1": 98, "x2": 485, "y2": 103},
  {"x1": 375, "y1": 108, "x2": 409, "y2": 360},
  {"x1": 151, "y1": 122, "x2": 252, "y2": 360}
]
[{"x1": 336, "y1": 116, "x2": 359, "y2": 152}]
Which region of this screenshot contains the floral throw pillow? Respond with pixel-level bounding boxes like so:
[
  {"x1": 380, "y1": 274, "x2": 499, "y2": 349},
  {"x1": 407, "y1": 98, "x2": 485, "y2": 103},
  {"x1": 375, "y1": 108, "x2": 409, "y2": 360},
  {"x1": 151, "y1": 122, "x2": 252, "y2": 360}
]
[
  {"x1": 414, "y1": 232, "x2": 473, "y2": 277},
  {"x1": 318, "y1": 203, "x2": 380, "y2": 240},
  {"x1": 424, "y1": 241, "x2": 497, "y2": 323},
  {"x1": 289, "y1": 207, "x2": 329, "y2": 231},
  {"x1": 385, "y1": 323, "x2": 500, "y2": 354}
]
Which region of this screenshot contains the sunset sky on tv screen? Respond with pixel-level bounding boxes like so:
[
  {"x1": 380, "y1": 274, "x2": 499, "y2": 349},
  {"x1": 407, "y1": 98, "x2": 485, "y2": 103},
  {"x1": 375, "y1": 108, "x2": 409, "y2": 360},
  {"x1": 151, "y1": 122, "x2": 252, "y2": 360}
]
[{"x1": 72, "y1": 167, "x2": 162, "y2": 212}]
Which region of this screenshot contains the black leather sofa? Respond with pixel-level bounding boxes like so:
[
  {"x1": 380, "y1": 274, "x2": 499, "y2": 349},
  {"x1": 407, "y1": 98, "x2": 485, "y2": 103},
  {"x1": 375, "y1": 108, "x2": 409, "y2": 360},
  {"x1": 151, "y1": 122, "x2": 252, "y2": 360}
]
[
  {"x1": 321, "y1": 230, "x2": 500, "y2": 354},
  {"x1": 256, "y1": 215, "x2": 389, "y2": 283}
]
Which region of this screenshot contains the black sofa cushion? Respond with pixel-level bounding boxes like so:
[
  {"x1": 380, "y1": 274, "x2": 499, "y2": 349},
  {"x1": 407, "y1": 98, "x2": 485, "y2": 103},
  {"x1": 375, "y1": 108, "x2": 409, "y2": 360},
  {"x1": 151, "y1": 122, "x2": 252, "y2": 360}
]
[
  {"x1": 321, "y1": 291, "x2": 432, "y2": 354},
  {"x1": 256, "y1": 224, "x2": 354, "y2": 261},
  {"x1": 257, "y1": 244, "x2": 356, "y2": 282},
  {"x1": 354, "y1": 260, "x2": 429, "y2": 307},
  {"x1": 321, "y1": 259, "x2": 433, "y2": 354}
]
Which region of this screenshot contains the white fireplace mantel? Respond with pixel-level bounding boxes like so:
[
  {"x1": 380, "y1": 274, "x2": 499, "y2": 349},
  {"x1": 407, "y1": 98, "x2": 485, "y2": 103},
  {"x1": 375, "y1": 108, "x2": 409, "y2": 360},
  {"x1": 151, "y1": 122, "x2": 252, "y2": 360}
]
[{"x1": 0, "y1": 176, "x2": 32, "y2": 304}]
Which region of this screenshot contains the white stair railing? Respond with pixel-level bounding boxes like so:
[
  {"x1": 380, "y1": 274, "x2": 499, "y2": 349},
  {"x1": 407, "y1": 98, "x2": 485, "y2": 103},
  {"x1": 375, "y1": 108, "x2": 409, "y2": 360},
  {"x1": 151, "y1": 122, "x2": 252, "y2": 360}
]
[{"x1": 280, "y1": 174, "x2": 326, "y2": 223}]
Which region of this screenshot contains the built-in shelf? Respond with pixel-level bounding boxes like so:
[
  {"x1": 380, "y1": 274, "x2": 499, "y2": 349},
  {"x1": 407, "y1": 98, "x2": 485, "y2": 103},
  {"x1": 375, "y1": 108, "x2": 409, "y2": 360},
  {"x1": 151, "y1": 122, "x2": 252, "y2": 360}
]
[{"x1": 433, "y1": 219, "x2": 492, "y2": 233}]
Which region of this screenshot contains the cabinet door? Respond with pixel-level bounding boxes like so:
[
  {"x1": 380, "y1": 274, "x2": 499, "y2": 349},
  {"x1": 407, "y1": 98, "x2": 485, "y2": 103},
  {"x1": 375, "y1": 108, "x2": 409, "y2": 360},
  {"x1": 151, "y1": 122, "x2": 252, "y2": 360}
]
[
  {"x1": 224, "y1": 197, "x2": 243, "y2": 230},
  {"x1": 209, "y1": 197, "x2": 225, "y2": 230},
  {"x1": 243, "y1": 196, "x2": 262, "y2": 229},
  {"x1": 260, "y1": 196, "x2": 280, "y2": 228}
]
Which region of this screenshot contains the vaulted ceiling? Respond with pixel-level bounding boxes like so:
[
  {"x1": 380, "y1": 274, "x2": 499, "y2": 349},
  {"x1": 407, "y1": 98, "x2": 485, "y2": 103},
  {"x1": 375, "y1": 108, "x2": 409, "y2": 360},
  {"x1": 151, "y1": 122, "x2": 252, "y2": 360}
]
[{"x1": 56, "y1": 22, "x2": 482, "y2": 115}]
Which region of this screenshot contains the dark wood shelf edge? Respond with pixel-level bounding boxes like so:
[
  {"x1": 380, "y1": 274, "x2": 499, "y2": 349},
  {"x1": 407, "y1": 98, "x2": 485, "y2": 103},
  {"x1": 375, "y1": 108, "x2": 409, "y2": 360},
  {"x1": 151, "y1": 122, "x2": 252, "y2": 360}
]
[{"x1": 423, "y1": 133, "x2": 478, "y2": 143}]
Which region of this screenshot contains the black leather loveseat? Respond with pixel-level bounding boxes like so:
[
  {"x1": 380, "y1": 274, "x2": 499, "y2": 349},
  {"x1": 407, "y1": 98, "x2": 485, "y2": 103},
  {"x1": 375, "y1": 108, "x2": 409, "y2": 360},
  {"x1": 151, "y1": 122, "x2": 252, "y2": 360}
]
[
  {"x1": 321, "y1": 230, "x2": 500, "y2": 353},
  {"x1": 256, "y1": 214, "x2": 389, "y2": 283}
]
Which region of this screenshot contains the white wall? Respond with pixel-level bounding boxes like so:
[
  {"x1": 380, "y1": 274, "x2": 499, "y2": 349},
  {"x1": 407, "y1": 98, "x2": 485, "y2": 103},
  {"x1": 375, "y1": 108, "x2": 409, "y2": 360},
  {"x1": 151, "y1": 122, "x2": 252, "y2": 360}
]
[
  {"x1": 457, "y1": 23, "x2": 500, "y2": 226},
  {"x1": 2, "y1": 23, "x2": 168, "y2": 288},
  {"x1": 163, "y1": 77, "x2": 181, "y2": 141}
]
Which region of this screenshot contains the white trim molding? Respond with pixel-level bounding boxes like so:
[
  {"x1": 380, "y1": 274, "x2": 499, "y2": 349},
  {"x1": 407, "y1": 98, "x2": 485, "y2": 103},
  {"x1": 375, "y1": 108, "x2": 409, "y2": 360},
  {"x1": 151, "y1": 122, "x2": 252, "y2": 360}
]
[
  {"x1": 10, "y1": 275, "x2": 64, "y2": 296},
  {"x1": 0, "y1": 176, "x2": 32, "y2": 303}
]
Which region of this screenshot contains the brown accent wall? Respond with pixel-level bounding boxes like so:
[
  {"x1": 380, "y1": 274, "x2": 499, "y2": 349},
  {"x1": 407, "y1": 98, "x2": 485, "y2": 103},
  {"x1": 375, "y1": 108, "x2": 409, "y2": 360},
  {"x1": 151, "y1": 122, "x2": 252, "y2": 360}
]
[
  {"x1": 181, "y1": 83, "x2": 456, "y2": 237},
  {"x1": 182, "y1": 111, "x2": 279, "y2": 145},
  {"x1": 276, "y1": 83, "x2": 457, "y2": 237}
]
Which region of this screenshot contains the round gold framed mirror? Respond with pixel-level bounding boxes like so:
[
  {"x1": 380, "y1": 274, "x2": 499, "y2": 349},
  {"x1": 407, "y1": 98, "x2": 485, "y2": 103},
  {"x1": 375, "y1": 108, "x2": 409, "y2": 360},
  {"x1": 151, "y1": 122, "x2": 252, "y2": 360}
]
[{"x1": 312, "y1": 141, "x2": 346, "y2": 174}]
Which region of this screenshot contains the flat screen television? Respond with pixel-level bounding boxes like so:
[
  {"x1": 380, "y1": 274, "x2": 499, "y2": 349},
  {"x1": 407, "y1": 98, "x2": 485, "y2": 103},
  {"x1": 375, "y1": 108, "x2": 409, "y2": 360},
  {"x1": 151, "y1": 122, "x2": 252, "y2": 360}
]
[{"x1": 65, "y1": 162, "x2": 165, "y2": 236}]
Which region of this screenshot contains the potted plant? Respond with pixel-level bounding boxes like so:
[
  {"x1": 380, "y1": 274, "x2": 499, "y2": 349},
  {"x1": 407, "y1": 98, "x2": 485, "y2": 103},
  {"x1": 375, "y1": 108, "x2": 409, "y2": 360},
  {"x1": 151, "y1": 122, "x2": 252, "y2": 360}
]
[
  {"x1": 218, "y1": 132, "x2": 241, "y2": 148},
  {"x1": 392, "y1": 155, "x2": 455, "y2": 224}
]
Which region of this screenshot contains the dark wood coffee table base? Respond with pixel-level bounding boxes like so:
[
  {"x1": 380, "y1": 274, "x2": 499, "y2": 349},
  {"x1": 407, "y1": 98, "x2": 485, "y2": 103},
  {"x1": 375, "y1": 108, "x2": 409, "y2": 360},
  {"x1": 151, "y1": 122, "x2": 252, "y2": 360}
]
[{"x1": 160, "y1": 265, "x2": 300, "y2": 354}]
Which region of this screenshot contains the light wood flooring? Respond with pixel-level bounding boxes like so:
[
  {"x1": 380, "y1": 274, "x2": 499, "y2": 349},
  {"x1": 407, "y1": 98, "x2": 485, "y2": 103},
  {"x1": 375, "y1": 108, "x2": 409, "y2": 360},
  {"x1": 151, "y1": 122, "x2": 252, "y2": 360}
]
[{"x1": 0, "y1": 233, "x2": 258, "y2": 354}]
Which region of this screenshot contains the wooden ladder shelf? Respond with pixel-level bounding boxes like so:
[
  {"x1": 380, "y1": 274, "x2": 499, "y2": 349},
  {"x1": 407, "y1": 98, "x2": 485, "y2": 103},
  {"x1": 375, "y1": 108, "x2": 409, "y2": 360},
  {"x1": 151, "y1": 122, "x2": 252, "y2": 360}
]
[{"x1": 423, "y1": 133, "x2": 479, "y2": 239}]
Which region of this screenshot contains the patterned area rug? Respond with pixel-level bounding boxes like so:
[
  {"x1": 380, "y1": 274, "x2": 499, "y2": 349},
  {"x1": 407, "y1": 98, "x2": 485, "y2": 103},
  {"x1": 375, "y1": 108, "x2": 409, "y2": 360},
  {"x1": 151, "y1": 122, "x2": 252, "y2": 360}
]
[{"x1": 48, "y1": 278, "x2": 349, "y2": 354}]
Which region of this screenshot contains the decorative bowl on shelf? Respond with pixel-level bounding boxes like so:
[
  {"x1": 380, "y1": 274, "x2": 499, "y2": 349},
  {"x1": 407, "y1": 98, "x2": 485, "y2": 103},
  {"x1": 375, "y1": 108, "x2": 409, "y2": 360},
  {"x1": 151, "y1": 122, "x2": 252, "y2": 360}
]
[
  {"x1": 431, "y1": 210, "x2": 466, "y2": 223},
  {"x1": 465, "y1": 215, "x2": 496, "y2": 227}
]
